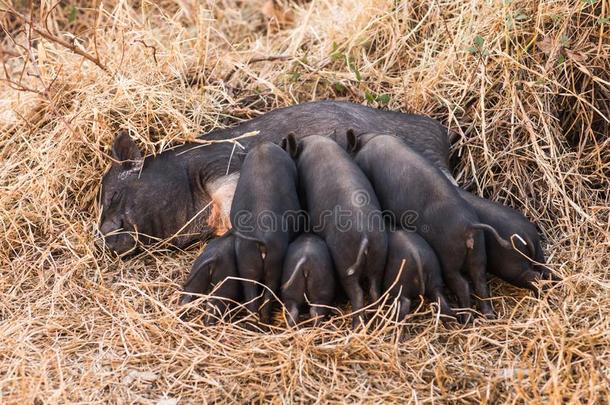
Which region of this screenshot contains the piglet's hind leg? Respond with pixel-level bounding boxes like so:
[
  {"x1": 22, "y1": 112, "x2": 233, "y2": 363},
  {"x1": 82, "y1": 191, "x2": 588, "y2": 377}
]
[
  {"x1": 398, "y1": 297, "x2": 412, "y2": 321},
  {"x1": 242, "y1": 281, "x2": 260, "y2": 321},
  {"x1": 259, "y1": 252, "x2": 284, "y2": 324},
  {"x1": 285, "y1": 301, "x2": 300, "y2": 327},
  {"x1": 342, "y1": 276, "x2": 365, "y2": 329},
  {"x1": 442, "y1": 270, "x2": 473, "y2": 324},
  {"x1": 309, "y1": 305, "x2": 329, "y2": 327},
  {"x1": 464, "y1": 234, "x2": 495, "y2": 319}
]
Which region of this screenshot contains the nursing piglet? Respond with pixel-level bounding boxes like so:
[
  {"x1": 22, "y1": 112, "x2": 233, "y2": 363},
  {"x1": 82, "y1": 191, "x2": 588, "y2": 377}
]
[
  {"x1": 230, "y1": 142, "x2": 302, "y2": 324},
  {"x1": 384, "y1": 230, "x2": 455, "y2": 321},
  {"x1": 281, "y1": 234, "x2": 335, "y2": 327},
  {"x1": 283, "y1": 134, "x2": 387, "y2": 328},
  {"x1": 458, "y1": 190, "x2": 559, "y2": 294},
  {"x1": 181, "y1": 234, "x2": 241, "y2": 324},
  {"x1": 349, "y1": 131, "x2": 510, "y2": 321}
]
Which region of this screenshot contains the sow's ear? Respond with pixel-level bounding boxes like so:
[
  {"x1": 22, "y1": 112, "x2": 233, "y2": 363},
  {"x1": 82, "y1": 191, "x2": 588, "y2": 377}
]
[
  {"x1": 346, "y1": 128, "x2": 360, "y2": 154},
  {"x1": 111, "y1": 130, "x2": 142, "y2": 170},
  {"x1": 281, "y1": 132, "x2": 300, "y2": 159}
]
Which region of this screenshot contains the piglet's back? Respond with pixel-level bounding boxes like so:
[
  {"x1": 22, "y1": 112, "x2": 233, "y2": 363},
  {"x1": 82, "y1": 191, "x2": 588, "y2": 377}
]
[
  {"x1": 355, "y1": 135, "x2": 458, "y2": 210},
  {"x1": 230, "y1": 142, "x2": 300, "y2": 218},
  {"x1": 458, "y1": 190, "x2": 536, "y2": 235},
  {"x1": 297, "y1": 136, "x2": 380, "y2": 214}
]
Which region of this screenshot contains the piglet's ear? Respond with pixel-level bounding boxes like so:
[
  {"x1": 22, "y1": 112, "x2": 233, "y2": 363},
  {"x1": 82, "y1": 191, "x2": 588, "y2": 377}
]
[
  {"x1": 282, "y1": 132, "x2": 300, "y2": 159},
  {"x1": 346, "y1": 128, "x2": 360, "y2": 154},
  {"x1": 111, "y1": 130, "x2": 142, "y2": 170}
]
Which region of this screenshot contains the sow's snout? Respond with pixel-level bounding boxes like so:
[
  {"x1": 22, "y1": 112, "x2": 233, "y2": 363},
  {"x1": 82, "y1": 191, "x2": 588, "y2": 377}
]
[{"x1": 98, "y1": 214, "x2": 138, "y2": 255}]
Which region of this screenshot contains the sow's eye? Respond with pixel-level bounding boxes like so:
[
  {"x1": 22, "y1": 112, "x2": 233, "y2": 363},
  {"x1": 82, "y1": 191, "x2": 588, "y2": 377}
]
[
  {"x1": 103, "y1": 190, "x2": 121, "y2": 208},
  {"x1": 103, "y1": 191, "x2": 116, "y2": 206},
  {"x1": 110, "y1": 191, "x2": 119, "y2": 203}
]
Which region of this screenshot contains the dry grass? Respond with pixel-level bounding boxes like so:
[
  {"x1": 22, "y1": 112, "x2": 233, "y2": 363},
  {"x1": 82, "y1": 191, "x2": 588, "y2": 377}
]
[{"x1": 1, "y1": 0, "x2": 609, "y2": 403}]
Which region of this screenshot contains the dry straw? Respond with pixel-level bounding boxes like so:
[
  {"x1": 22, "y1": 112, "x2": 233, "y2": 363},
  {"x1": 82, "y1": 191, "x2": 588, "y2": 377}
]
[{"x1": 1, "y1": 0, "x2": 609, "y2": 403}]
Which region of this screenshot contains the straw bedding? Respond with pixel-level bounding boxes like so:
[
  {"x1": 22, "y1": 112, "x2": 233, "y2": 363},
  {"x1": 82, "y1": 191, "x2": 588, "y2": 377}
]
[{"x1": 1, "y1": 0, "x2": 609, "y2": 403}]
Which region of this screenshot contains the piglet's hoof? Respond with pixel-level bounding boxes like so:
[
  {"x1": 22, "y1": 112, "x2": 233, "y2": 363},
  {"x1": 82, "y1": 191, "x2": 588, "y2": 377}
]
[
  {"x1": 457, "y1": 312, "x2": 473, "y2": 324},
  {"x1": 478, "y1": 303, "x2": 496, "y2": 320},
  {"x1": 180, "y1": 294, "x2": 194, "y2": 306},
  {"x1": 437, "y1": 312, "x2": 459, "y2": 327},
  {"x1": 309, "y1": 317, "x2": 322, "y2": 328},
  {"x1": 351, "y1": 315, "x2": 366, "y2": 331},
  {"x1": 240, "y1": 320, "x2": 263, "y2": 332},
  {"x1": 483, "y1": 311, "x2": 496, "y2": 320},
  {"x1": 258, "y1": 310, "x2": 275, "y2": 326},
  {"x1": 204, "y1": 313, "x2": 220, "y2": 326}
]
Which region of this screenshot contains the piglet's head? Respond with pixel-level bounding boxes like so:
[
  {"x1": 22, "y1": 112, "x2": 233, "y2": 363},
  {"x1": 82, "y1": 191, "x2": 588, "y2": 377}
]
[{"x1": 180, "y1": 253, "x2": 217, "y2": 305}]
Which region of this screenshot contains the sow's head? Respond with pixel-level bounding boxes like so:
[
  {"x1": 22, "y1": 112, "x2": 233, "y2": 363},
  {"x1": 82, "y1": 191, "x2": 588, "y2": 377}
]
[{"x1": 98, "y1": 131, "x2": 235, "y2": 255}]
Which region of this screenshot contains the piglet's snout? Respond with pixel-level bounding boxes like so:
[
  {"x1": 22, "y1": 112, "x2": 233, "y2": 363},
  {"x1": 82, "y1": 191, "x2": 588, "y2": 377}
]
[{"x1": 180, "y1": 294, "x2": 194, "y2": 306}]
